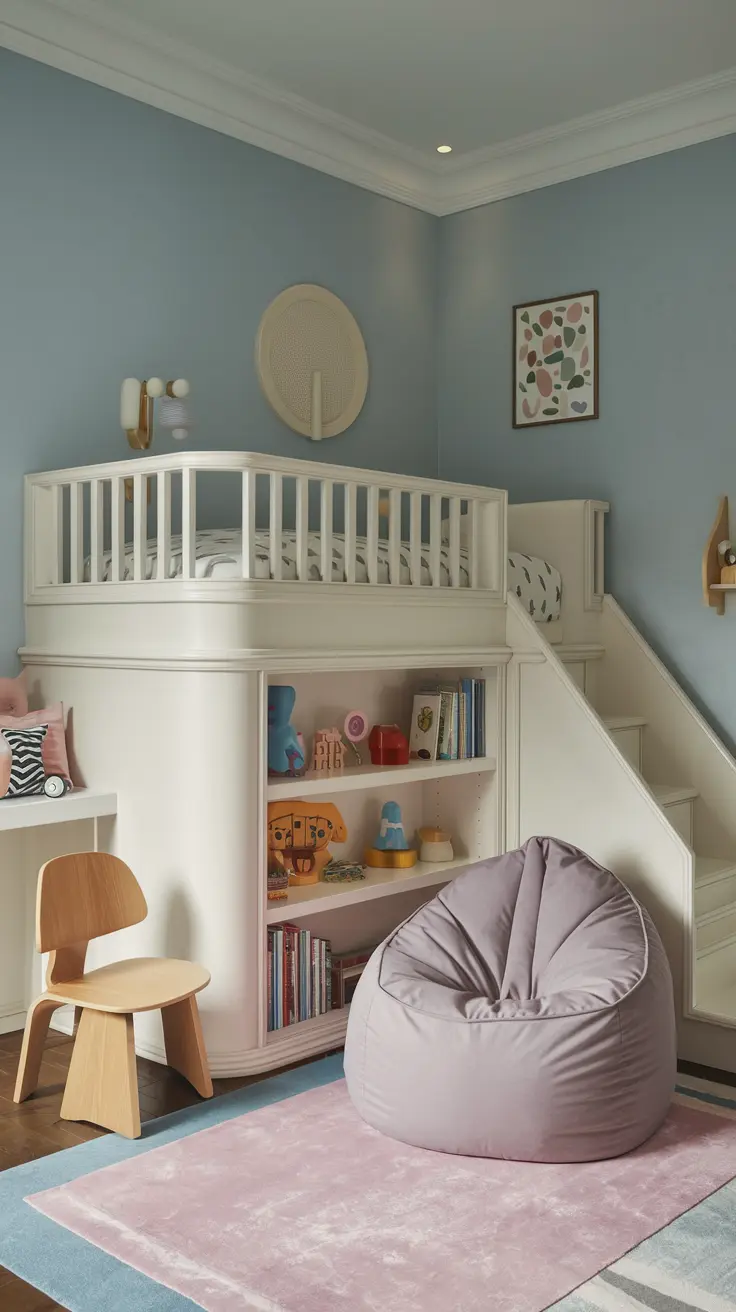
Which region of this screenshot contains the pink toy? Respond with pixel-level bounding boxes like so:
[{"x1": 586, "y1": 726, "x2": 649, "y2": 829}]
[{"x1": 344, "y1": 711, "x2": 368, "y2": 765}]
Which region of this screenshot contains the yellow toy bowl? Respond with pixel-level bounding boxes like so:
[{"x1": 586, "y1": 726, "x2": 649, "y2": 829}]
[{"x1": 364, "y1": 847, "x2": 418, "y2": 869}]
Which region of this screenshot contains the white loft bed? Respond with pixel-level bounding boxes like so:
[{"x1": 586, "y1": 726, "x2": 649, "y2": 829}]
[{"x1": 17, "y1": 451, "x2": 605, "y2": 1077}]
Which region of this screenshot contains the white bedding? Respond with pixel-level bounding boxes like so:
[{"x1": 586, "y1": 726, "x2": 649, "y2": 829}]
[
  {"x1": 96, "y1": 528, "x2": 471, "y2": 587},
  {"x1": 91, "y1": 530, "x2": 562, "y2": 620}
]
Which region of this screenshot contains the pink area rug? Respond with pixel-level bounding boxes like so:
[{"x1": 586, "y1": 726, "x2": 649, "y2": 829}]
[{"x1": 26, "y1": 1082, "x2": 736, "y2": 1312}]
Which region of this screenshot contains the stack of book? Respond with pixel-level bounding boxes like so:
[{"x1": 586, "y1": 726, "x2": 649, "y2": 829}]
[
  {"x1": 410, "y1": 678, "x2": 486, "y2": 761},
  {"x1": 267, "y1": 924, "x2": 332, "y2": 1032}
]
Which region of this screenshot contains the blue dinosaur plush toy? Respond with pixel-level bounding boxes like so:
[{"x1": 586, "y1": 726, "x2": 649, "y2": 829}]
[{"x1": 268, "y1": 685, "x2": 305, "y2": 776}]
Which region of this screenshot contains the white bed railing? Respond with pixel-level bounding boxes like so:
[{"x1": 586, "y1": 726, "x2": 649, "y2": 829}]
[{"x1": 25, "y1": 451, "x2": 507, "y2": 600}]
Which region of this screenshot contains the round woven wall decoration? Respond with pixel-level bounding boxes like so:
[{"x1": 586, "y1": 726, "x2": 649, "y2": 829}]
[{"x1": 256, "y1": 284, "x2": 369, "y2": 440}]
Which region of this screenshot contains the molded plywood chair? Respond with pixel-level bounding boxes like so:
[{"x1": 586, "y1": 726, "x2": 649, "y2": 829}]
[{"x1": 14, "y1": 853, "x2": 213, "y2": 1138}]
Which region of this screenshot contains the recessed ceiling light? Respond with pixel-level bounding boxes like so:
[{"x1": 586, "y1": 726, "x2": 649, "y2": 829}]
[{"x1": 436, "y1": 144, "x2": 453, "y2": 154}]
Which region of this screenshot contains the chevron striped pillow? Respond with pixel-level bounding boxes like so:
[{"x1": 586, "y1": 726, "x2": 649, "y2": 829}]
[{"x1": 0, "y1": 726, "x2": 48, "y2": 797}]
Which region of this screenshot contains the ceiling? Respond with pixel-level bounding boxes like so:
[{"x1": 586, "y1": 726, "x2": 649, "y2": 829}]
[{"x1": 4, "y1": 0, "x2": 736, "y2": 212}]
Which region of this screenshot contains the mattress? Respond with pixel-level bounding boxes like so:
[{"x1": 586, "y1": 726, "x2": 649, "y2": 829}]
[{"x1": 91, "y1": 530, "x2": 562, "y2": 620}]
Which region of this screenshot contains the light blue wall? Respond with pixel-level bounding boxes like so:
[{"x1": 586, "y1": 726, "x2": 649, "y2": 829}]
[
  {"x1": 0, "y1": 49, "x2": 438, "y2": 671},
  {"x1": 5, "y1": 47, "x2": 736, "y2": 751},
  {"x1": 438, "y1": 134, "x2": 736, "y2": 750}
]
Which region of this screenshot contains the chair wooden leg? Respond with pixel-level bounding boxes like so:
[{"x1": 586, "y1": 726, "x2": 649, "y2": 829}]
[
  {"x1": 61, "y1": 1009, "x2": 141, "y2": 1139},
  {"x1": 162, "y1": 994, "x2": 213, "y2": 1099},
  {"x1": 13, "y1": 996, "x2": 64, "y2": 1103}
]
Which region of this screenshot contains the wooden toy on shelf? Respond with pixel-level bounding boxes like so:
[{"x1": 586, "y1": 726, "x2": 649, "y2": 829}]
[
  {"x1": 267, "y1": 800, "x2": 348, "y2": 886},
  {"x1": 365, "y1": 800, "x2": 417, "y2": 869},
  {"x1": 368, "y1": 723, "x2": 410, "y2": 766},
  {"x1": 311, "y1": 728, "x2": 347, "y2": 772}
]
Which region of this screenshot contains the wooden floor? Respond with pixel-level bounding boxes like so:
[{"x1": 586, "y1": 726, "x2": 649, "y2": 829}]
[{"x1": 0, "y1": 1025, "x2": 289, "y2": 1311}]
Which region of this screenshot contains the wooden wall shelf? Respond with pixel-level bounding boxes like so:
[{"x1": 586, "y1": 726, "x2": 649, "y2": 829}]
[{"x1": 703, "y1": 496, "x2": 733, "y2": 616}]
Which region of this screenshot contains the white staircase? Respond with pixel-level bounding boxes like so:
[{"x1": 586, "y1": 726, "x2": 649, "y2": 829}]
[{"x1": 508, "y1": 595, "x2": 736, "y2": 1073}]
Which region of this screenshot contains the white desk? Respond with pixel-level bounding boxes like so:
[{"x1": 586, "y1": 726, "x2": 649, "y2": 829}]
[{"x1": 0, "y1": 790, "x2": 117, "y2": 1035}]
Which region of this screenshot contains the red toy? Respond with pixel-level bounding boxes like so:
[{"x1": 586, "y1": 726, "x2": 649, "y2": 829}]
[{"x1": 368, "y1": 723, "x2": 410, "y2": 766}]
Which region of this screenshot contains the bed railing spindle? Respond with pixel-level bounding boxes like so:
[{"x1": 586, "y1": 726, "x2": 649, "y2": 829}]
[
  {"x1": 409, "y1": 492, "x2": 422, "y2": 586},
  {"x1": 111, "y1": 478, "x2": 125, "y2": 582},
  {"x1": 181, "y1": 468, "x2": 196, "y2": 581},
  {"x1": 89, "y1": 479, "x2": 103, "y2": 584},
  {"x1": 295, "y1": 476, "x2": 309, "y2": 581},
  {"x1": 320, "y1": 480, "x2": 333, "y2": 583},
  {"x1": 69, "y1": 482, "x2": 83, "y2": 584},
  {"x1": 241, "y1": 470, "x2": 255, "y2": 580},
  {"x1": 269, "y1": 473, "x2": 283, "y2": 582},
  {"x1": 366, "y1": 485, "x2": 379, "y2": 584},
  {"x1": 157, "y1": 471, "x2": 172, "y2": 581},
  {"x1": 388, "y1": 488, "x2": 401, "y2": 585},
  {"x1": 430, "y1": 493, "x2": 442, "y2": 588},
  {"x1": 595, "y1": 507, "x2": 605, "y2": 598},
  {"x1": 132, "y1": 474, "x2": 148, "y2": 582},
  {"x1": 449, "y1": 497, "x2": 461, "y2": 589},
  {"x1": 468, "y1": 500, "x2": 480, "y2": 589},
  {"x1": 344, "y1": 483, "x2": 357, "y2": 584}
]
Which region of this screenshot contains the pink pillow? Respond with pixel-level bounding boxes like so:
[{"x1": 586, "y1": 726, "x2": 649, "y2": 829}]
[
  {"x1": 0, "y1": 705, "x2": 71, "y2": 783},
  {"x1": 0, "y1": 671, "x2": 28, "y2": 717}
]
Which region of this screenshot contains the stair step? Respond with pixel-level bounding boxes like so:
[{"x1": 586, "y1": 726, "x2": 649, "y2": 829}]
[
  {"x1": 557, "y1": 644, "x2": 605, "y2": 698},
  {"x1": 651, "y1": 784, "x2": 698, "y2": 806},
  {"x1": 695, "y1": 856, "x2": 736, "y2": 885},
  {"x1": 697, "y1": 900, "x2": 736, "y2": 956},
  {"x1": 695, "y1": 856, "x2": 736, "y2": 918},
  {"x1": 556, "y1": 644, "x2": 605, "y2": 663},
  {"x1": 651, "y1": 783, "x2": 697, "y2": 845},
  {"x1": 603, "y1": 715, "x2": 646, "y2": 771},
  {"x1": 603, "y1": 716, "x2": 647, "y2": 730},
  {"x1": 694, "y1": 945, "x2": 736, "y2": 1020}
]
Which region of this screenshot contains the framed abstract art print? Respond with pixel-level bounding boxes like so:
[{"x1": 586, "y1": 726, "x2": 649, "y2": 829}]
[{"x1": 513, "y1": 290, "x2": 598, "y2": 427}]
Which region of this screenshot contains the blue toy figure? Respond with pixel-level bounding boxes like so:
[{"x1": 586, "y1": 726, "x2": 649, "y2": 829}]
[
  {"x1": 268, "y1": 685, "x2": 305, "y2": 776},
  {"x1": 374, "y1": 800, "x2": 409, "y2": 851}
]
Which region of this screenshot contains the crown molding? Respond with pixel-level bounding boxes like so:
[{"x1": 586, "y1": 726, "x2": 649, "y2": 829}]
[
  {"x1": 0, "y1": 0, "x2": 436, "y2": 210},
  {"x1": 2, "y1": 0, "x2": 736, "y2": 217},
  {"x1": 432, "y1": 66, "x2": 736, "y2": 215}
]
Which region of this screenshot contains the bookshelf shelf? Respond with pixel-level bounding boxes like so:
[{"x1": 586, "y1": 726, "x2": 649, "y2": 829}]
[
  {"x1": 266, "y1": 855, "x2": 472, "y2": 923},
  {"x1": 265, "y1": 1003, "x2": 350, "y2": 1049},
  {"x1": 267, "y1": 756, "x2": 496, "y2": 801}
]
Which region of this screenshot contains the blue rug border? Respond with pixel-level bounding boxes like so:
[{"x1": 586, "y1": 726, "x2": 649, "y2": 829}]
[{"x1": 0, "y1": 1052, "x2": 345, "y2": 1312}]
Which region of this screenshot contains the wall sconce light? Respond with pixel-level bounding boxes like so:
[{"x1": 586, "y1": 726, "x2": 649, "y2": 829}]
[{"x1": 121, "y1": 377, "x2": 191, "y2": 451}]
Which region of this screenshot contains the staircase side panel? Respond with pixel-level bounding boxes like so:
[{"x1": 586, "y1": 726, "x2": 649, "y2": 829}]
[
  {"x1": 600, "y1": 598, "x2": 736, "y2": 859},
  {"x1": 507, "y1": 597, "x2": 693, "y2": 1036}
]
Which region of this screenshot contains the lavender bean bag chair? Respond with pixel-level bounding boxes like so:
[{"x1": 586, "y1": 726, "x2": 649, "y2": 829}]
[{"x1": 344, "y1": 836, "x2": 676, "y2": 1162}]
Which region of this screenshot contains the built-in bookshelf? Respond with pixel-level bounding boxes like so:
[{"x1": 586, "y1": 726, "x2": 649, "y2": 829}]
[
  {"x1": 262, "y1": 662, "x2": 503, "y2": 1053},
  {"x1": 267, "y1": 754, "x2": 495, "y2": 801}
]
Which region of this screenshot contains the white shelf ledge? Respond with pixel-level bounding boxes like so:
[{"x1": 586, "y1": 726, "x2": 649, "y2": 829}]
[
  {"x1": 267, "y1": 756, "x2": 495, "y2": 800},
  {"x1": 266, "y1": 855, "x2": 473, "y2": 922},
  {"x1": 266, "y1": 1005, "x2": 349, "y2": 1047},
  {"x1": 0, "y1": 789, "x2": 117, "y2": 833}
]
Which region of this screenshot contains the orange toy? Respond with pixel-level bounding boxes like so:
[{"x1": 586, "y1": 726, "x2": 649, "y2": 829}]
[{"x1": 267, "y1": 800, "x2": 348, "y2": 887}]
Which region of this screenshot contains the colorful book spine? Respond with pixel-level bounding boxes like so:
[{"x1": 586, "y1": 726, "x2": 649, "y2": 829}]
[{"x1": 267, "y1": 926, "x2": 334, "y2": 1032}]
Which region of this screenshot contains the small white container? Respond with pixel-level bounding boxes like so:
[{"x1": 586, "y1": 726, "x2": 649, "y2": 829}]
[{"x1": 418, "y1": 827, "x2": 454, "y2": 863}]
